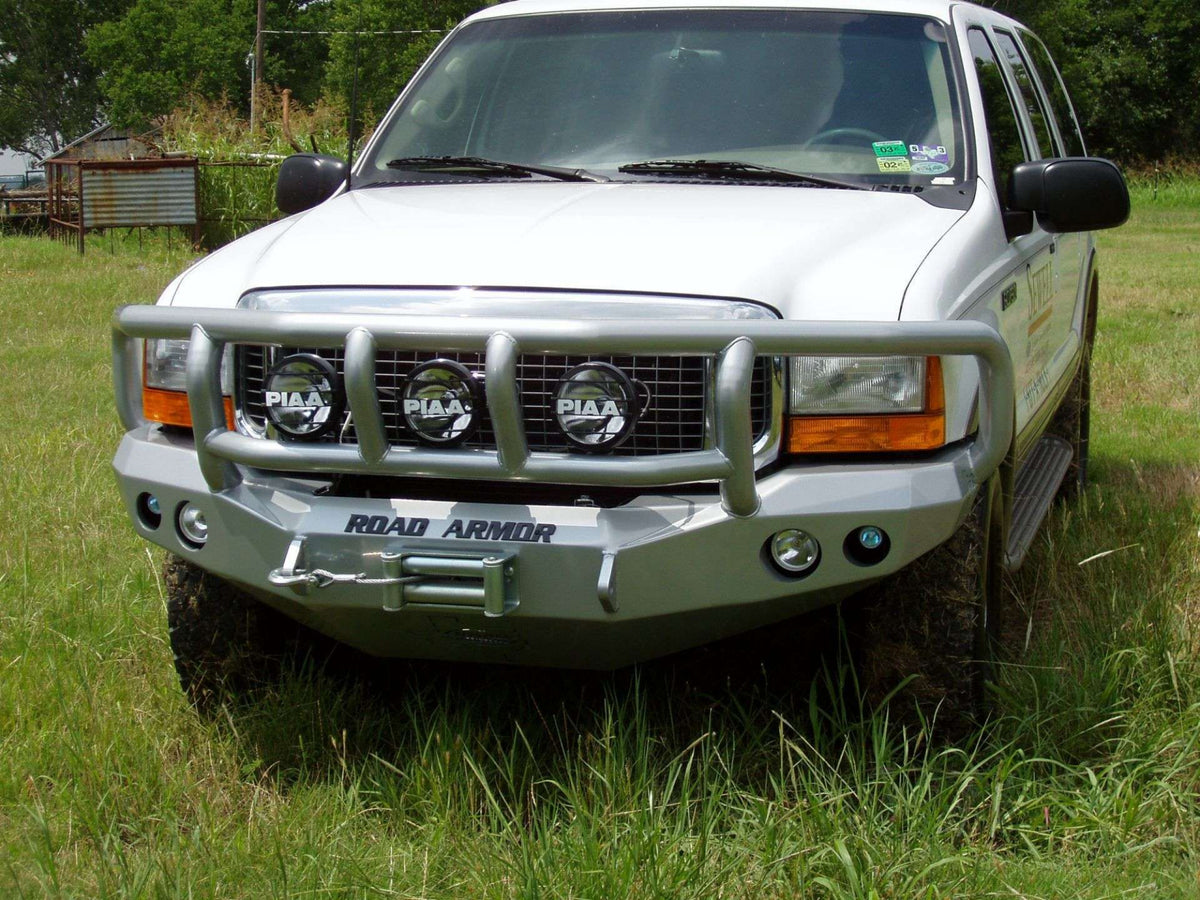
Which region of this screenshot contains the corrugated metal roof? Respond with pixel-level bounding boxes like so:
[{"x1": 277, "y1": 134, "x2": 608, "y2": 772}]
[
  {"x1": 81, "y1": 164, "x2": 196, "y2": 228},
  {"x1": 42, "y1": 123, "x2": 114, "y2": 161},
  {"x1": 43, "y1": 123, "x2": 163, "y2": 162}
]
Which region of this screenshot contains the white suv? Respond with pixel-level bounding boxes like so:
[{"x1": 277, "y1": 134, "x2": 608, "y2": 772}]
[{"x1": 111, "y1": 0, "x2": 1129, "y2": 719}]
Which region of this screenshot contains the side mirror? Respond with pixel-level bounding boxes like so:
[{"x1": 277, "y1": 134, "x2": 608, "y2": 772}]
[
  {"x1": 276, "y1": 154, "x2": 348, "y2": 215},
  {"x1": 1008, "y1": 158, "x2": 1130, "y2": 233}
]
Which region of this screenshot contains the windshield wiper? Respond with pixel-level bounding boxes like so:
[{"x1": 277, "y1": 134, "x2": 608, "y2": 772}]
[
  {"x1": 618, "y1": 159, "x2": 866, "y2": 190},
  {"x1": 385, "y1": 156, "x2": 608, "y2": 183}
]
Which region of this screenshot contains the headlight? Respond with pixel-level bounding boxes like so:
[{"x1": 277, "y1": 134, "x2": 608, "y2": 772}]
[
  {"x1": 145, "y1": 339, "x2": 233, "y2": 393},
  {"x1": 789, "y1": 356, "x2": 926, "y2": 415},
  {"x1": 787, "y1": 356, "x2": 945, "y2": 454},
  {"x1": 143, "y1": 339, "x2": 233, "y2": 429}
]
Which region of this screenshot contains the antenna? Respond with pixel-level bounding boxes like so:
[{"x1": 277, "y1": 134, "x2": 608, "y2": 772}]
[{"x1": 345, "y1": 9, "x2": 362, "y2": 191}]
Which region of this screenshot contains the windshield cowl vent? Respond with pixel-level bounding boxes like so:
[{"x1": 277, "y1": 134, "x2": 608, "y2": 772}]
[{"x1": 872, "y1": 184, "x2": 925, "y2": 194}]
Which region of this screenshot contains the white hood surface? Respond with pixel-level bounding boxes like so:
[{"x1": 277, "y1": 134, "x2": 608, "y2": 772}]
[{"x1": 169, "y1": 182, "x2": 965, "y2": 320}]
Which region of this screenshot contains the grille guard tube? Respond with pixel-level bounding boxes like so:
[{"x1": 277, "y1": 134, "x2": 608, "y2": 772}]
[{"x1": 112, "y1": 307, "x2": 1014, "y2": 517}]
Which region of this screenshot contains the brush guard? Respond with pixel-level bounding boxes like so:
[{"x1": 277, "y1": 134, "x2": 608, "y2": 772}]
[{"x1": 112, "y1": 306, "x2": 1014, "y2": 519}]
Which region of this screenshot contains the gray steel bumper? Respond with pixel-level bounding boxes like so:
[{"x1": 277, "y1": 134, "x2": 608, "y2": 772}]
[
  {"x1": 117, "y1": 425, "x2": 986, "y2": 668},
  {"x1": 112, "y1": 307, "x2": 1013, "y2": 668}
]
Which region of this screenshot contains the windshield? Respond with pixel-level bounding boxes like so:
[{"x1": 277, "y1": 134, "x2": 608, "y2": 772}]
[{"x1": 359, "y1": 10, "x2": 966, "y2": 187}]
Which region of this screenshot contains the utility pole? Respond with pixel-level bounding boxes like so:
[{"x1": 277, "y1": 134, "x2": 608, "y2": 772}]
[{"x1": 251, "y1": 0, "x2": 266, "y2": 133}]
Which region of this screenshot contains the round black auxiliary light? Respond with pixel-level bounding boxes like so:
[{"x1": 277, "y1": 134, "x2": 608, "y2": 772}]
[
  {"x1": 402, "y1": 359, "x2": 482, "y2": 446},
  {"x1": 553, "y1": 362, "x2": 640, "y2": 452},
  {"x1": 263, "y1": 353, "x2": 342, "y2": 439}
]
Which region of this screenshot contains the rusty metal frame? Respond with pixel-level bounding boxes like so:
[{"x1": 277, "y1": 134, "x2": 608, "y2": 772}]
[{"x1": 43, "y1": 157, "x2": 200, "y2": 255}]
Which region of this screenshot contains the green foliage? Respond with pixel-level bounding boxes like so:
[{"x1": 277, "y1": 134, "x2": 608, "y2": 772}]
[
  {"x1": 260, "y1": 0, "x2": 335, "y2": 106},
  {"x1": 1127, "y1": 165, "x2": 1200, "y2": 208},
  {"x1": 161, "y1": 93, "x2": 348, "y2": 246},
  {"x1": 0, "y1": 0, "x2": 129, "y2": 156},
  {"x1": 322, "y1": 0, "x2": 493, "y2": 128},
  {"x1": 87, "y1": 0, "x2": 254, "y2": 128},
  {"x1": 86, "y1": 0, "x2": 333, "y2": 128},
  {"x1": 83, "y1": 0, "x2": 489, "y2": 133},
  {"x1": 989, "y1": 0, "x2": 1200, "y2": 161}
]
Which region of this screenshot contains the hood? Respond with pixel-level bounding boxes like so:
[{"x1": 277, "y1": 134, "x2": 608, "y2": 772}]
[{"x1": 169, "y1": 182, "x2": 965, "y2": 320}]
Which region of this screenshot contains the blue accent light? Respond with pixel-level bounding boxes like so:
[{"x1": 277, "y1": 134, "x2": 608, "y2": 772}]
[{"x1": 858, "y1": 527, "x2": 884, "y2": 550}]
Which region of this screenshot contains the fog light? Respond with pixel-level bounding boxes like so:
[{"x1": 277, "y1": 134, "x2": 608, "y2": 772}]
[
  {"x1": 769, "y1": 529, "x2": 821, "y2": 576},
  {"x1": 176, "y1": 503, "x2": 209, "y2": 548}
]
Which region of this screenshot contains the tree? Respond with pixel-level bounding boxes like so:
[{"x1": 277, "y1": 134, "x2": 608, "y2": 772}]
[
  {"x1": 87, "y1": 0, "x2": 251, "y2": 127},
  {"x1": 260, "y1": 0, "x2": 334, "y2": 107},
  {"x1": 322, "y1": 0, "x2": 491, "y2": 130},
  {"x1": 87, "y1": 0, "x2": 332, "y2": 128},
  {"x1": 0, "y1": 0, "x2": 129, "y2": 157},
  {"x1": 987, "y1": 0, "x2": 1200, "y2": 161}
]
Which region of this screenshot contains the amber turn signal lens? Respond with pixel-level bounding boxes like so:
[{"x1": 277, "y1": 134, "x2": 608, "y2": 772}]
[
  {"x1": 787, "y1": 413, "x2": 945, "y2": 453},
  {"x1": 787, "y1": 357, "x2": 945, "y2": 454},
  {"x1": 143, "y1": 387, "x2": 234, "y2": 430}
]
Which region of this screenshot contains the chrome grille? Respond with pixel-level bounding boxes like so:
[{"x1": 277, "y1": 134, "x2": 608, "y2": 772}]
[{"x1": 237, "y1": 347, "x2": 771, "y2": 456}]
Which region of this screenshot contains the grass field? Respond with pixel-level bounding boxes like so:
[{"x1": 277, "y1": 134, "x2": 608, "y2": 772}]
[{"x1": 2, "y1": 186, "x2": 1199, "y2": 898}]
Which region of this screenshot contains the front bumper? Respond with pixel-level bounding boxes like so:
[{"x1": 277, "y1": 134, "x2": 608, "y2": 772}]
[
  {"x1": 112, "y1": 306, "x2": 1013, "y2": 668},
  {"x1": 117, "y1": 425, "x2": 983, "y2": 668}
]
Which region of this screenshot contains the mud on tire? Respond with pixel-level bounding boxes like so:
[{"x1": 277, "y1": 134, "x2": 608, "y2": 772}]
[
  {"x1": 848, "y1": 477, "x2": 1005, "y2": 730},
  {"x1": 165, "y1": 555, "x2": 298, "y2": 710}
]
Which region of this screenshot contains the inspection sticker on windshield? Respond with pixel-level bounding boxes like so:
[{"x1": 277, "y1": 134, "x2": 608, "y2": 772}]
[
  {"x1": 872, "y1": 140, "x2": 909, "y2": 158},
  {"x1": 877, "y1": 158, "x2": 912, "y2": 173},
  {"x1": 909, "y1": 143, "x2": 949, "y2": 162},
  {"x1": 912, "y1": 161, "x2": 951, "y2": 175}
]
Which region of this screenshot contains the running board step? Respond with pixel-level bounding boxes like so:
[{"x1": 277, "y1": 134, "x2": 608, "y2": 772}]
[{"x1": 1006, "y1": 435, "x2": 1074, "y2": 570}]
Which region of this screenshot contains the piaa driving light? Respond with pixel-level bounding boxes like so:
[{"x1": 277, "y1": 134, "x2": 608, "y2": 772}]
[
  {"x1": 143, "y1": 339, "x2": 233, "y2": 429},
  {"x1": 401, "y1": 359, "x2": 481, "y2": 446},
  {"x1": 787, "y1": 356, "x2": 945, "y2": 454},
  {"x1": 554, "y1": 362, "x2": 640, "y2": 452},
  {"x1": 264, "y1": 354, "x2": 342, "y2": 439}
]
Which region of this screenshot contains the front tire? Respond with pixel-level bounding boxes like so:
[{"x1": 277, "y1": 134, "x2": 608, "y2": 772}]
[
  {"x1": 850, "y1": 477, "x2": 1005, "y2": 729},
  {"x1": 1048, "y1": 333, "x2": 1092, "y2": 503},
  {"x1": 1050, "y1": 275, "x2": 1098, "y2": 502},
  {"x1": 165, "y1": 556, "x2": 294, "y2": 710}
]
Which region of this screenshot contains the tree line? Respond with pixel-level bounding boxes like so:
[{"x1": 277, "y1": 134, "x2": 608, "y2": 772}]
[{"x1": 1, "y1": 0, "x2": 1196, "y2": 163}]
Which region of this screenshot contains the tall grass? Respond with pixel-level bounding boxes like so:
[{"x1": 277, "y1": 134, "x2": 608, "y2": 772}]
[
  {"x1": 1124, "y1": 163, "x2": 1200, "y2": 209},
  {"x1": 2, "y1": 186, "x2": 1199, "y2": 897},
  {"x1": 161, "y1": 94, "x2": 352, "y2": 247}
]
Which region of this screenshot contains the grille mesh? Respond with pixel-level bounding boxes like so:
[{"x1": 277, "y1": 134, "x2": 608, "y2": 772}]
[{"x1": 237, "y1": 347, "x2": 770, "y2": 456}]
